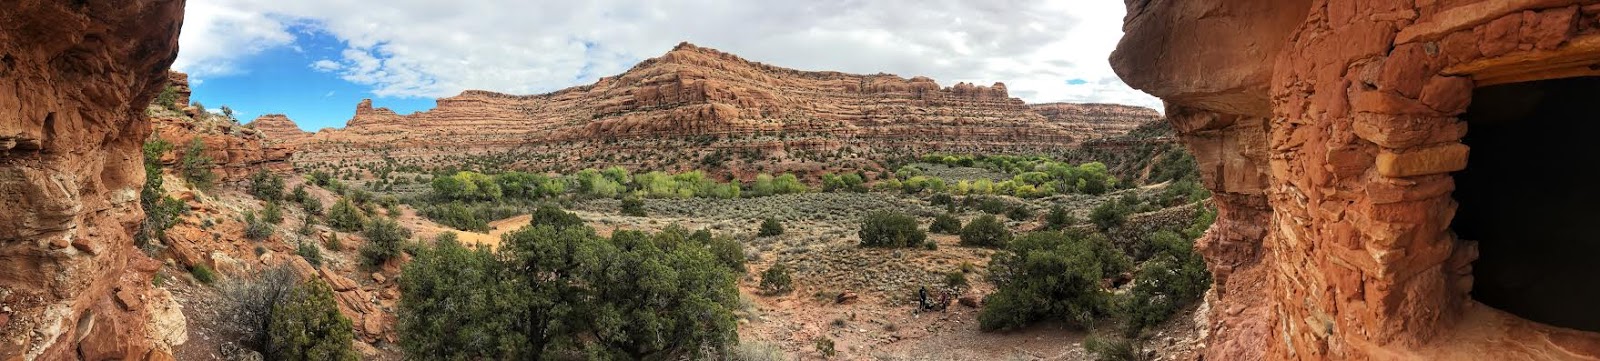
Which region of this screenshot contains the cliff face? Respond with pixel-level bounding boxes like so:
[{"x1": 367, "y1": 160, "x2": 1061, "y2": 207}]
[
  {"x1": 246, "y1": 114, "x2": 309, "y2": 143},
  {"x1": 1112, "y1": 0, "x2": 1600, "y2": 360},
  {"x1": 0, "y1": 1, "x2": 187, "y2": 360},
  {"x1": 151, "y1": 73, "x2": 293, "y2": 181},
  {"x1": 1029, "y1": 102, "x2": 1159, "y2": 140},
  {"x1": 293, "y1": 43, "x2": 1157, "y2": 174}
]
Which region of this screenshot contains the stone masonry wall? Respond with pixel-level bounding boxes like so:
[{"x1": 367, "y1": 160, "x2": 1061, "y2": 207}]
[{"x1": 1114, "y1": 0, "x2": 1600, "y2": 360}]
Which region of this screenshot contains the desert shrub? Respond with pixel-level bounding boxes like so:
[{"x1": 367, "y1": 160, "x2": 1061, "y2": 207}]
[
  {"x1": 249, "y1": 169, "x2": 285, "y2": 201},
  {"x1": 979, "y1": 231, "x2": 1126, "y2": 331},
  {"x1": 620, "y1": 196, "x2": 646, "y2": 216},
  {"x1": 325, "y1": 233, "x2": 343, "y2": 252},
  {"x1": 730, "y1": 341, "x2": 786, "y2": 361},
  {"x1": 179, "y1": 138, "x2": 217, "y2": 190},
  {"x1": 291, "y1": 184, "x2": 309, "y2": 203},
  {"x1": 821, "y1": 172, "x2": 866, "y2": 192},
  {"x1": 930, "y1": 213, "x2": 963, "y2": 234},
  {"x1": 758, "y1": 217, "x2": 784, "y2": 237},
  {"x1": 1089, "y1": 201, "x2": 1128, "y2": 231},
  {"x1": 959, "y1": 214, "x2": 1011, "y2": 248},
  {"x1": 266, "y1": 279, "x2": 359, "y2": 361},
  {"x1": 308, "y1": 170, "x2": 333, "y2": 187},
  {"x1": 243, "y1": 211, "x2": 274, "y2": 241},
  {"x1": 857, "y1": 211, "x2": 926, "y2": 248},
  {"x1": 138, "y1": 139, "x2": 184, "y2": 250},
  {"x1": 968, "y1": 196, "x2": 1011, "y2": 215},
  {"x1": 420, "y1": 201, "x2": 490, "y2": 232},
  {"x1": 1046, "y1": 205, "x2": 1077, "y2": 230},
  {"x1": 1005, "y1": 205, "x2": 1034, "y2": 221},
  {"x1": 1156, "y1": 178, "x2": 1210, "y2": 206},
  {"x1": 190, "y1": 265, "x2": 217, "y2": 284},
  {"x1": 528, "y1": 204, "x2": 584, "y2": 230},
  {"x1": 760, "y1": 264, "x2": 794, "y2": 295},
  {"x1": 155, "y1": 86, "x2": 179, "y2": 109},
  {"x1": 221, "y1": 266, "x2": 297, "y2": 351},
  {"x1": 297, "y1": 213, "x2": 317, "y2": 236},
  {"x1": 705, "y1": 233, "x2": 747, "y2": 273},
  {"x1": 300, "y1": 194, "x2": 324, "y2": 216},
  {"x1": 297, "y1": 241, "x2": 323, "y2": 267},
  {"x1": 751, "y1": 173, "x2": 807, "y2": 197},
  {"x1": 1084, "y1": 333, "x2": 1138, "y2": 361},
  {"x1": 1119, "y1": 211, "x2": 1214, "y2": 333},
  {"x1": 262, "y1": 201, "x2": 284, "y2": 224},
  {"x1": 814, "y1": 337, "x2": 837, "y2": 358},
  {"x1": 944, "y1": 271, "x2": 969, "y2": 289},
  {"x1": 360, "y1": 217, "x2": 411, "y2": 266},
  {"x1": 399, "y1": 224, "x2": 740, "y2": 359},
  {"x1": 327, "y1": 198, "x2": 366, "y2": 232},
  {"x1": 929, "y1": 193, "x2": 956, "y2": 206}
]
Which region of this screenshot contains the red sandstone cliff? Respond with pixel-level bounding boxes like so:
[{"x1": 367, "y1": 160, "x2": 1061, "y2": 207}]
[
  {"x1": 151, "y1": 72, "x2": 294, "y2": 181},
  {"x1": 293, "y1": 43, "x2": 1158, "y2": 174},
  {"x1": 0, "y1": 1, "x2": 187, "y2": 360},
  {"x1": 246, "y1": 113, "x2": 310, "y2": 143}
]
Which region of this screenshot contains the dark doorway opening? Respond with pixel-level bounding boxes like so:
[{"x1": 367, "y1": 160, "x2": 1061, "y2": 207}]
[{"x1": 1453, "y1": 76, "x2": 1600, "y2": 332}]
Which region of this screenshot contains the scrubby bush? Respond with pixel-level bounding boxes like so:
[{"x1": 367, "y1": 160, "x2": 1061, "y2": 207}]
[
  {"x1": 360, "y1": 217, "x2": 411, "y2": 266},
  {"x1": 821, "y1": 172, "x2": 866, "y2": 192},
  {"x1": 1046, "y1": 205, "x2": 1077, "y2": 230},
  {"x1": 262, "y1": 201, "x2": 284, "y2": 224},
  {"x1": 291, "y1": 184, "x2": 309, "y2": 203},
  {"x1": 620, "y1": 196, "x2": 646, "y2": 216},
  {"x1": 249, "y1": 169, "x2": 285, "y2": 201},
  {"x1": 1118, "y1": 210, "x2": 1214, "y2": 333},
  {"x1": 1005, "y1": 205, "x2": 1034, "y2": 221},
  {"x1": 857, "y1": 211, "x2": 926, "y2": 248},
  {"x1": 979, "y1": 231, "x2": 1129, "y2": 331},
  {"x1": 221, "y1": 266, "x2": 297, "y2": 352},
  {"x1": 529, "y1": 204, "x2": 584, "y2": 230},
  {"x1": 1084, "y1": 333, "x2": 1138, "y2": 361},
  {"x1": 180, "y1": 138, "x2": 217, "y2": 190},
  {"x1": 814, "y1": 337, "x2": 837, "y2": 358},
  {"x1": 399, "y1": 223, "x2": 740, "y2": 359},
  {"x1": 138, "y1": 139, "x2": 185, "y2": 250},
  {"x1": 244, "y1": 211, "x2": 274, "y2": 241},
  {"x1": 301, "y1": 195, "x2": 324, "y2": 216},
  {"x1": 1089, "y1": 201, "x2": 1129, "y2": 231},
  {"x1": 297, "y1": 241, "x2": 322, "y2": 267},
  {"x1": 758, "y1": 217, "x2": 784, "y2": 237},
  {"x1": 959, "y1": 214, "x2": 1011, "y2": 248},
  {"x1": 760, "y1": 263, "x2": 795, "y2": 295},
  {"x1": 327, "y1": 198, "x2": 366, "y2": 232},
  {"x1": 266, "y1": 279, "x2": 359, "y2": 361},
  {"x1": 930, "y1": 213, "x2": 963, "y2": 234},
  {"x1": 298, "y1": 213, "x2": 317, "y2": 236},
  {"x1": 190, "y1": 265, "x2": 217, "y2": 284},
  {"x1": 944, "y1": 271, "x2": 969, "y2": 289}
]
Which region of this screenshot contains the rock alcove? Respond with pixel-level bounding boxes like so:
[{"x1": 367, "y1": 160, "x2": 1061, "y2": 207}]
[{"x1": 1453, "y1": 75, "x2": 1600, "y2": 333}]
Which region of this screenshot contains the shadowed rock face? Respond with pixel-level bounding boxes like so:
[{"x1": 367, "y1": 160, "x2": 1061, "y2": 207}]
[
  {"x1": 1113, "y1": 0, "x2": 1600, "y2": 360},
  {"x1": 0, "y1": 1, "x2": 187, "y2": 360},
  {"x1": 286, "y1": 43, "x2": 1161, "y2": 175}
]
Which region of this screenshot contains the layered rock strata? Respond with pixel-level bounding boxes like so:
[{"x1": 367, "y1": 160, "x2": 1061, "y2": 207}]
[
  {"x1": 0, "y1": 1, "x2": 187, "y2": 360},
  {"x1": 245, "y1": 114, "x2": 309, "y2": 143},
  {"x1": 288, "y1": 43, "x2": 1159, "y2": 174},
  {"x1": 1112, "y1": 0, "x2": 1600, "y2": 360}
]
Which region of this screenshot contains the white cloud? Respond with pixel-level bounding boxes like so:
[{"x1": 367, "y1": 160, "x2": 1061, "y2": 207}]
[
  {"x1": 172, "y1": 1, "x2": 295, "y2": 77},
  {"x1": 176, "y1": 0, "x2": 1160, "y2": 109},
  {"x1": 309, "y1": 59, "x2": 340, "y2": 72}
]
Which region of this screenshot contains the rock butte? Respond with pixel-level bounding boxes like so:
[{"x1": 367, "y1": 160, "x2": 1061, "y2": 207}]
[
  {"x1": 0, "y1": 1, "x2": 186, "y2": 360},
  {"x1": 1113, "y1": 0, "x2": 1600, "y2": 360},
  {"x1": 264, "y1": 42, "x2": 1160, "y2": 175}
]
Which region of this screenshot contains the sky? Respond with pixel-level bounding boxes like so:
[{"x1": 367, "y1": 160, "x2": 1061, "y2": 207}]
[{"x1": 175, "y1": 0, "x2": 1161, "y2": 132}]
